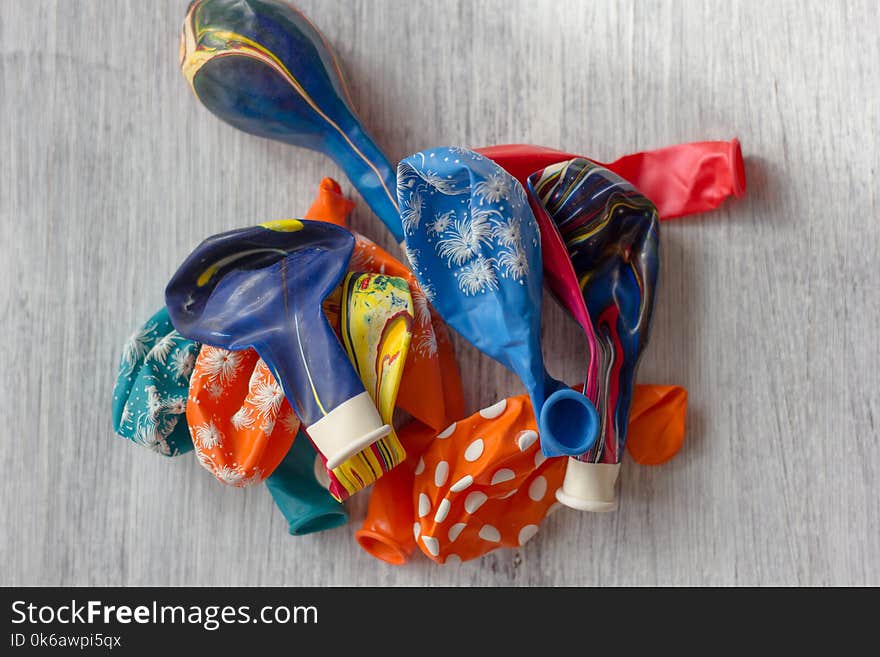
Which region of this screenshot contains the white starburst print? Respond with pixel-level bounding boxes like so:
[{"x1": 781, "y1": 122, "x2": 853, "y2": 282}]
[
  {"x1": 206, "y1": 382, "x2": 224, "y2": 400},
  {"x1": 231, "y1": 407, "x2": 255, "y2": 430},
  {"x1": 121, "y1": 321, "x2": 156, "y2": 373},
  {"x1": 149, "y1": 436, "x2": 171, "y2": 456},
  {"x1": 349, "y1": 235, "x2": 377, "y2": 271},
  {"x1": 157, "y1": 414, "x2": 179, "y2": 441},
  {"x1": 491, "y1": 218, "x2": 522, "y2": 247},
  {"x1": 170, "y1": 346, "x2": 197, "y2": 381},
  {"x1": 250, "y1": 378, "x2": 284, "y2": 418},
  {"x1": 195, "y1": 448, "x2": 216, "y2": 471},
  {"x1": 397, "y1": 161, "x2": 421, "y2": 190},
  {"x1": 134, "y1": 422, "x2": 157, "y2": 448},
  {"x1": 410, "y1": 283, "x2": 433, "y2": 327},
  {"x1": 403, "y1": 243, "x2": 420, "y2": 271},
  {"x1": 145, "y1": 385, "x2": 162, "y2": 420},
  {"x1": 162, "y1": 395, "x2": 187, "y2": 415},
  {"x1": 418, "y1": 280, "x2": 435, "y2": 302},
  {"x1": 421, "y1": 170, "x2": 466, "y2": 195},
  {"x1": 148, "y1": 331, "x2": 180, "y2": 365},
  {"x1": 198, "y1": 347, "x2": 242, "y2": 384},
  {"x1": 120, "y1": 402, "x2": 133, "y2": 426},
  {"x1": 400, "y1": 190, "x2": 424, "y2": 232},
  {"x1": 447, "y1": 146, "x2": 472, "y2": 156},
  {"x1": 512, "y1": 180, "x2": 528, "y2": 206},
  {"x1": 457, "y1": 256, "x2": 499, "y2": 295},
  {"x1": 436, "y1": 211, "x2": 495, "y2": 266},
  {"x1": 260, "y1": 417, "x2": 276, "y2": 435},
  {"x1": 280, "y1": 408, "x2": 300, "y2": 435},
  {"x1": 210, "y1": 464, "x2": 264, "y2": 488},
  {"x1": 474, "y1": 172, "x2": 511, "y2": 204},
  {"x1": 134, "y1": 423, "x2": 171, "y2": 456},
  {"x1": 413, "y1": 327, "x2": 439, "y2": 358},
  {"x1": 194, "y1": 421, "x2": 223, "y2": 449},
  {"x1": 400, "y1": 157, "x2": 469, "y2": 195},
  {"x1": 497, "y1": 246, "x2": 529, "y2": 280},
  {"x1": 427, "y1": 210, "x2": 454, "y2": 235},
  {"x1": 213, "y1": 465, "x2": 247, "y2": 486}
]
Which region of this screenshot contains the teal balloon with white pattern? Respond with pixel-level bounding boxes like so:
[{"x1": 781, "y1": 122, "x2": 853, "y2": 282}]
[{"x1": 112, "y1": 307, "x2": 200, "y2": 456}]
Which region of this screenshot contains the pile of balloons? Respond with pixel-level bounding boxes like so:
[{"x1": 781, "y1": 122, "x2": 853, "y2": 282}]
[{"x1": 112, "y1": 0, "x2": 744, "y2": 565}]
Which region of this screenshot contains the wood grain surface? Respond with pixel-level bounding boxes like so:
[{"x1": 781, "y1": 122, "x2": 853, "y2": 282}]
[{"x1": 1, "y1": 0, "x2": 877, "y2": 586}]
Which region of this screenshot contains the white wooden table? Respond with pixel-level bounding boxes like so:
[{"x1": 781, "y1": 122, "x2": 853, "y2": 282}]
[{"x1": 1, "y1": 0, "x2": 877, "y2": 586}]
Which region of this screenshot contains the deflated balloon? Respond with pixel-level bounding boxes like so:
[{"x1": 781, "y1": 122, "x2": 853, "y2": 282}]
[
  {"x1": 112, "y1": 307, "x2": 199, "y2": 456},
  {"x1": 478, "y1": 139, "x2": 745, "y2": 220},
  {"x1": 398, "y1": 147, "x2": 599, "y2": 459},
  {"x1": 304, "y1": 177, "x2": 464, "y2": 432},
  {"x1": 187, "y1": 346, "x2": 298, "y2": 486},
  {"x1": 265, "y1": 432, "x2": 349, "y2": 536},
  {"x1": 357, "y1": 384, "x2": 687, "y2": 564},
  {"x1": 528, "y1": 159, "x2": 660, "y2": 511},
  {"x1": 165, "y1": 219, "x2": 390, "y2": 471},
  {"x1": 320, "y1": 272, "x2": 414, "y2": 501},
  {"x1": 180, "y1": 0, "x2": 403, "y2": 241}
]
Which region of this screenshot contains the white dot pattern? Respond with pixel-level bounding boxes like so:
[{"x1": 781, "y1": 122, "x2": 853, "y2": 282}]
[
  {"x1": 479, "y1": 399, "x2": 508, "y2": 419},
  {"x1": 434, "y1": 461, "x2": 449, "y2": 487},
  {"x1": 464, "y1": 438, "x2": 484, "y2": 462},
  {"x1": 518, "y1": 524, "x2": 539, "y2": 546},
  {"x1": 448, "y1": 523, "x2": 466, "y2": 543},
  {"x1": 528, "y1": 475, "x2": 547, "y2": 501},
  {"x1": 450, "y1": 474, "x2": 473, "y2": 492},
  {"x1": 418, "y1": 493, "x2": 431, "y2": 518},
  {"x1": 479, "y1": 525, "x2": 501, "y2": 542},
  {"x1": 422, "y1": 535, "x2": 440, "y2": 557},
  {"x1": 491, "y1": 468, "x2": 515, "y2": 485},
  {"x1": 434, "y1": 499, "x2": 451, "y2": 523},
  {"x1": 464, "y1": 491, "x2": 488, "y2": 513},
  {"x1": 517, "y1": 430, "x2": 538, "y2": 452},
  {"x1": 436, "y1": 422, "x2": 456, "y2": 438}
]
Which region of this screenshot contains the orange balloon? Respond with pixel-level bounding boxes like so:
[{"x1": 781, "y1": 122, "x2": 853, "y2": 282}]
[
  {"x1": 354, "y1": 420, "x2": 437, "y2": 565},
  {"x1": 187, "y1": 347, "x2": 299, "y2": 487},
  {"x1": 305, "y1": 178, "x2": 464, "y2": 432},
  {"x1": 357, "y1": 384, "x2": 688, "y2": 564},
  {"x1": 304, "y1": 177, "x2": 356, "y2": 226},
  {"x1": 412, "y1": 395, "x2": 565, "y2": 564},
  {"x1": 625, "y1": 385, "x2": 688, "y2": 465}
]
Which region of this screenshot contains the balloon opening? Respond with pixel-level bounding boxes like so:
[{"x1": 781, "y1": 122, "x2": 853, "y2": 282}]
[
  {"x1": 354, "y1": 530, "x2": 409, "y2": 565},
  {"x1": 538, "y1": 389, "x2": 599, "y2": 456}
]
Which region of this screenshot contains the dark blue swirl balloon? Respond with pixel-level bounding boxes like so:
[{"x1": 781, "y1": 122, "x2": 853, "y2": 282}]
[
  {"x1": 180, "y1": 0, "x2": 403, "y2": 241},
  {"x1": 165, "y1": 219, "x2": 391, "y2": 470}
]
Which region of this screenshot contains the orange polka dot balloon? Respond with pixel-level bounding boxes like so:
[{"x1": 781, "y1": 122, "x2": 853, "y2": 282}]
[{"x1": 412, "y1": 395, "x2": 566, "y2": 564}]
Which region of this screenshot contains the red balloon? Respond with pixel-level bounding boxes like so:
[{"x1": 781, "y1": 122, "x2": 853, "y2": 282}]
[{"x1": 476, "y1": 139, "x2": 745, "y2": 220}]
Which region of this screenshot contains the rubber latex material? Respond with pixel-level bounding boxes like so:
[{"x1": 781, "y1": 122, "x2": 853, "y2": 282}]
[
  {"x1": 356, "y1": 383, "x2": 687, "y2": 564},
  {"x1": 165, "y1": 220, "x2": 386, "y2": 468},
  {"x1": 181, "y1": 0, "x2": 403, "y2": 241},
  {"x1": 398, "y1": 147, "x2": 597, "y2": 457},
  {"x1": 187, "y1": 347, "x2": 297, "y2": 486},
  {"x1": 625, "y1": 385, "x2": 688, "y2": 465},
  {"x1": 477, "y1": 139, "x2": 745, "y2": 220},
  {"x1": 304, "y1": 178, "x2": 464, "y2": 431},
  {"x1": 528, "y1": 160, "x2": 659, "y2": 466},
  {"x1": 355, "y1": 420, "x2": 438, "y2": 565},
  {"x1": 111, "y1": 306, "x2": 199, "y2": 456},
  {"x1": 412, "y1": 395, "x2": 566, "y2": 564},
  {"x1": 265, "y1": 432, "x2": 348, "y2": 535},
  {"x1": 318, "y1": 272, "x2": 413, "y2": 501}
]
